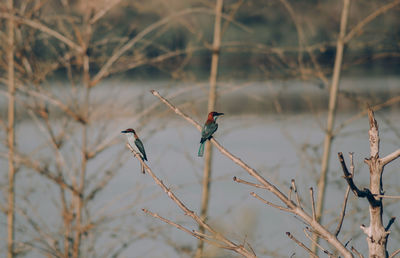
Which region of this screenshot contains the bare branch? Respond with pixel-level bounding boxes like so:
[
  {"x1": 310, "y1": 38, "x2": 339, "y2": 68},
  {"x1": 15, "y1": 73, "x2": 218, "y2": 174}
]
[
  {"x1": 335, "y1": 185, "x2": 350, "y2": 237},
  {"x1": 291, "y1": 179, "x2": 303, "y2": 210},
  {"x1": 0, "y1": 13, "x2": 83, "y2": 52},
  {"x1": 303, "y1": 229, "x2": 334, "y2": 257},
  {"x1": 344, "y1": 0, "x2": 400, "y2": 43},
  {"x1": 250, "y1": 192, "x2": 292, "y2": 213},
  {"x1": 233, "y1": 176, "x2": 269, "y2": 190},
  {"x1": 142, "y1": 208, "x2": 226, "y2": 247},
  {"x1": 385, "y1": 217, "x2": 396, "y2": 231},
  {"x1": 89, "y1": 0, "x2": 123, "y2": 24},
  {"x1": 338, "y1": 152, "x2": 379, "y2": 206},
  {"x1": 389, "y1": 248, "x2": 400, "y2": 258},
  {"x1": 310, "y1": 187, "x2": 316, "y2": 221},
  {"x1": 374, "y1": 195, "x2": 400, "y2": 199},
  {"x1": 351, "y1": 246, "x2": 364, "y2": 258},
  {"x1": 381, "y1": 149, "x2": 400, "y2": 166},
  {"x1": 142, "y1": 208, "x2": 243, "y2": 251},
  {"x1": 335, "y1": 152, "x2": 353, "y2": 237},
  {"x1": 286, "y1": 232, "x2": 318, "y2": 258},
  {"x1": 91, "y1": 8, "x2": 250, "y2": 87},
  {"x1": 333, "y1": 95, "x2": 400, "y2": 136}
]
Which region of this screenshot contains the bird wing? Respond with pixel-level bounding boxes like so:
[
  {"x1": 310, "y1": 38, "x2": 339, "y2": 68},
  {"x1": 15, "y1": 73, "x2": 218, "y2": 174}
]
[
  {"x1": 200, "y1": 122, "x2": 218, "y2": 143},
  {"x1": 135, "y1": 138, "x2": 147, "y2": 161}
]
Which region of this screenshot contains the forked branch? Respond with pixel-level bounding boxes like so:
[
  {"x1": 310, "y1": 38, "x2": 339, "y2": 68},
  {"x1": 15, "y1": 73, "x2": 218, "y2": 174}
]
[{"x1": 338, "y1": 152, "x2": 379, "y2": 207}]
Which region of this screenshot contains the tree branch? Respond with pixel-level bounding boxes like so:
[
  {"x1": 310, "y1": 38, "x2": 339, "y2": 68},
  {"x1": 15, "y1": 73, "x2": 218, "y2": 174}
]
[
  {"x1": 335, "y1": 152, "x2": 353, "y2": 237},
  {"x1": 286, "y1": 232, "x2": 318, "y2": 258},
  {"x1": 250, "y1": 192, "x2": 292, "y2": 213},
  {"x1": 381, "y1": 149, "x2": 400, "y2": 166},
  {"x1": 303, "y1": 229, "x2": 334, "y2": 257},
  {"x1": 385, "y1": 217, "x2": 396, "y2": 231},
  {"x1": 310, "y1": 187, "x2": 316, "y2": 221},
  {"x1": 233, "y1": 176, "x2": 269, "y2": 190},
  {"x1": 351, "y1": 246, "x2": 364, "y2": 258},
  {"x1": 0, "y1": 13, "x2": 83, "y2": 52},
  {"x1": 142, "y1": 208, "x2": 230, "y2": 249},
  {"x1": 338, "y1": 152, "x2": 379, "y2": 206},
  {"x1": 344, "y1": 0, "x2": 400, "y2": 43},
  {"x1": 389, "y1": 248, "x2": 400, "y2": 258}
]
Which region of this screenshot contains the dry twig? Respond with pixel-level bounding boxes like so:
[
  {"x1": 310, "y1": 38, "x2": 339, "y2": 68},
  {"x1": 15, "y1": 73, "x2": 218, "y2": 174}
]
[{"x1": 286, "y1": 232, "x2": 318, "y2": 258}]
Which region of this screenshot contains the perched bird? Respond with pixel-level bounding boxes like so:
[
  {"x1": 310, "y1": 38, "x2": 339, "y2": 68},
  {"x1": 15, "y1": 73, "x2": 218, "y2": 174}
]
[
  {"x1": 198, "y1": 111, "x2": 224, "y2": 157},
  {"x1": 121, "y1": 128, "x2": 147, "y2": 173}
]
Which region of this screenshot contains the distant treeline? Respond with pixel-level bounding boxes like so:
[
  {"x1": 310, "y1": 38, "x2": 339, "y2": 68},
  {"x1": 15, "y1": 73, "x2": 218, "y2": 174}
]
[{"x1": 8, "y1": 0, "x2": 400, "y2": 81}]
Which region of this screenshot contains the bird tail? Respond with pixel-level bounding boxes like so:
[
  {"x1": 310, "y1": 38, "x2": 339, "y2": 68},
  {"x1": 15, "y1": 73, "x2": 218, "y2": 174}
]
[{"x1": 198, "y1": 142, "x2": 205, "y2": 157}]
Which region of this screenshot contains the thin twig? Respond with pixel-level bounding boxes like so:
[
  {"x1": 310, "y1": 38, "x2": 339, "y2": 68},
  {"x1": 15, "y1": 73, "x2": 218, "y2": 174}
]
[
  {"x1": 335, "y1": 186, "x2": 350, "y2": 237},
  {"x1": 0, "y1": 13, "x2": 83, "y2": 52},
  {"x1": 310, "y1": 187, "x2": 316, "y2": 221},
  {"x1": 91, "y1": 8, "x2": 250, "y2": 87},
  {"x1": 351, "y1": 246, "x2": 364, "y2": 258},
  {"x1": 374, "y1": 195, "x2": 400, "y2": 199},
  {"x1": 291, "y1": 179, "x2": 303, "y2": 210},
  {"x1": 385, "y1": 217, "x2": 396, "y2": 231},
  {"x1": 335, "y1": 152, "x2": 353, "y2": 237},
  {"x1": 233, "y1": 176, "x2": 269, "y2": 190},
  {"x1": 142, "y1": 209, "x2": 229, "y2": 249},
  {"x1": 389, "y1": 248, "x2": 400, "y2": 258},
  {"x1": 344, "y1": 0, "x2": 400, "y2": 43},
  {"x1": 303, "y1": 229, "x2": 334, "y2": 257},
  {"x1": 286, "y1": 232, "x2": 318, "y2": 258},
  {"x1": 338, "y1": 152, "x2": 379, "y2": 206},
  {"x1": 288, "y1": 186, "x2": 293, "y2": 201},
  {"x1": 250, "y1": 192, "x2": 292, "y2": 213},
  {"x1": 142, "y1": 208, "x2": 200, "y2": 238}
]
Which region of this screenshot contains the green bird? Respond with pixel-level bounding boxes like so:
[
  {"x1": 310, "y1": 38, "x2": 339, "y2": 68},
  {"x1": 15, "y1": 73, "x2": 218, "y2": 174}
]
[
  {"x1": 198, "y1": 111, "x2": 224, "y2": 157},
  {"x1": 121, "y1": 128, "x2": 147, "y2": 173}
]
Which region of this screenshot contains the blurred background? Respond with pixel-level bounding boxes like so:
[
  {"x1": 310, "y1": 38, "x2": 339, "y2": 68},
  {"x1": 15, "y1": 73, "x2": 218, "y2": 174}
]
[{"x1": 0, "y1": 0, "x2": 399, "y2": 257}]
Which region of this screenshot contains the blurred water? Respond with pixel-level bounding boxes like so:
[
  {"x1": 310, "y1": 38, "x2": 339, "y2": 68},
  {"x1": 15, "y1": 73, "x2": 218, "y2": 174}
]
[{"x1": 0, "y1": 79, "x2": 399, "y2": 257}]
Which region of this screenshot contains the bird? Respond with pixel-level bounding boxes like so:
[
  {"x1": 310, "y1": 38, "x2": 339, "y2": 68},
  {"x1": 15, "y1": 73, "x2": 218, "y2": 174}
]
[
  {"x1": 121, "y1": 128, "x2": 147, "y2": 173},
  {"x1": 198, "y1": 111, "x2": 224, "y2": 157}
]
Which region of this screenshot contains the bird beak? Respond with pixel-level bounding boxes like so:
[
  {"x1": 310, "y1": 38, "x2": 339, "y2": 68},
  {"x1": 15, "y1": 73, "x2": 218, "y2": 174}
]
[
  {"x1": 216, "y1": 112, "x2": 224, "y2": 116},
  {"x1": 121, "y1": 130, "x2": 127, "y2": 133}
]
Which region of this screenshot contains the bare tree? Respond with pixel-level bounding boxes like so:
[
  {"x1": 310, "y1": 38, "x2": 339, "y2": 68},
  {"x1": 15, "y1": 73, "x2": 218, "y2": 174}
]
[
  {"x1": 6, "y1": 0, "x2": 16, "y2": 257},
  {"x1": 0, "y1": 1, "x2": 217, "y2": 257},
  {"x1": 338, "y1": 109, "x2": 400, "y2": 257}
]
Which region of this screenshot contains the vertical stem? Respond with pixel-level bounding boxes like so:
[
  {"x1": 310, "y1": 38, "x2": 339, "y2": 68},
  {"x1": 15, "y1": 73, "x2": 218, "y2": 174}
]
[
  {"x1": 7, "y1": 0, "x2": 15, "y2": 257},
  {"x1": 195, "y1": 0, "x2": 223, "y2": 257},
  {"x1": 312, "y1": 0, "x2": 350, "y2": 254},
  {"x1": 73, "y1": 51, "x2": 90, "y2": 258},
  {"x1": 72, "y1": 10, "x2": 91, "y2": 254},
  {"x1": 365, "y1": 109, "x2": 387, "y2": 257}
]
